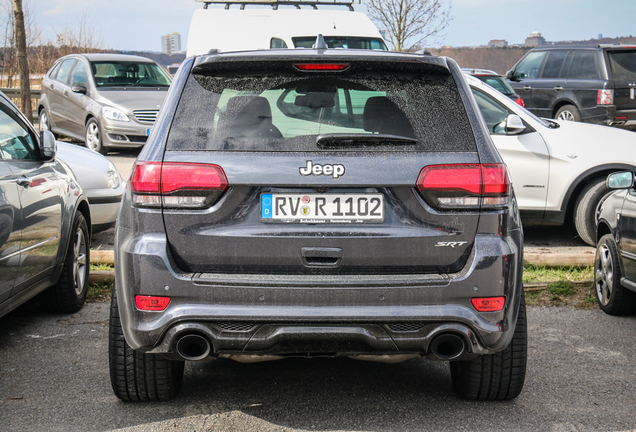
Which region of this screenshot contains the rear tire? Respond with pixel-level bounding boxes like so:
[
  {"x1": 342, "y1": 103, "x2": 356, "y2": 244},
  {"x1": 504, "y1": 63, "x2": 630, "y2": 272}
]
[
  {"x1": 574, "y1": 178, "x2": 612, "y2": 246},
  {"x1": 556, "y1": 104, "x2": 581, "y2": 122},
  {"x1": 41, "y1": 211, "x2": 89, "y2": 313},
  {"x1": 594, "y1": 234, "x2": 636, "y2": 315},
  {"x1": 450, "y1": 293, "x2": 527, "y2": 401},
  {"x1": 109, "y1": 283, "x2": 185, "y2": 401}
]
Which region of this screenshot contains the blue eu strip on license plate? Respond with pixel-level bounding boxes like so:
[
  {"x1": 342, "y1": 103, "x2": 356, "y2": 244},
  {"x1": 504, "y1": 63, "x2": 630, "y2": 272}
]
[{"x1": 261, "y1": 194, "x2": 273, "y2": 219}]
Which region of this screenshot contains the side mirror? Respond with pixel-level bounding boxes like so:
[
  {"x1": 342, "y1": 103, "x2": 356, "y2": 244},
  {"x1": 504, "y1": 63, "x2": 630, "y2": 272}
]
[
  {"x1": 71, "y1": 85, "x2": 87, "y2": 94},
  {"x1": 505, "y1": 70, "x2": 515, "y2": 81},
  {"x1": 606, "y1": 171, "x2": 634, "y2": 190},
  {"x1": 39, "y1": 130, "x2": 57, "y2": 161},
  {"x1": 504, "y1": 114, "x2": 526, "y2": 135}
]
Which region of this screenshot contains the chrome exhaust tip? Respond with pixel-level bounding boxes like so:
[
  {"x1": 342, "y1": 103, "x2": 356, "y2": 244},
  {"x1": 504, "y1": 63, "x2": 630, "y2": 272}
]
[
  {"x1": 175, "y1": 334, "x2": 211, "y2": 361},
  {"x1": 429, "y1": 333, "x2": 466, "y2": 360}
]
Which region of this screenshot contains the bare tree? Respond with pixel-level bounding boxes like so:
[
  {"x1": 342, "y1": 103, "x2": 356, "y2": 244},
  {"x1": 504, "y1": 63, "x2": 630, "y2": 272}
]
[
  {"x1": 54, "y1": 11, "x2": 104, "y2": 56},
  {"x1": 13, "y1": 0, "x2": 32, "y2": 122},
  {"x1": 366, "y1": 0, "x2": 452, "y2": 52}
]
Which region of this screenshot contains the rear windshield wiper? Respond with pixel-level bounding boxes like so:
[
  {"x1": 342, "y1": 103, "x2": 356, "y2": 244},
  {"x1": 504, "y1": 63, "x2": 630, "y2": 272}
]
[{"x1": 316, "y1": 133, "x2": 417, "y2": 149}]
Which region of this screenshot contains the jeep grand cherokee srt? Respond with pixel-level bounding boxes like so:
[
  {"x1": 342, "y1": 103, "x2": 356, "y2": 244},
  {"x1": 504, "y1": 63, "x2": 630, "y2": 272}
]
[{"x1": 109, "y1": 41, "x2": 527, "y2": 401}]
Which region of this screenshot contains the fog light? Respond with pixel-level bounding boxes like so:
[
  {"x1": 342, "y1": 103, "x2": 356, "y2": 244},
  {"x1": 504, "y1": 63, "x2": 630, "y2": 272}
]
[
  {"x1": 108, "y1": 134, "x2": 128, "y2": 141},
  {"x1": 471, "y1": 296, "x2": 505, "y2": 312},
  {"x1": 135, "y1": 295, "x2": 170, "y2": 311}
]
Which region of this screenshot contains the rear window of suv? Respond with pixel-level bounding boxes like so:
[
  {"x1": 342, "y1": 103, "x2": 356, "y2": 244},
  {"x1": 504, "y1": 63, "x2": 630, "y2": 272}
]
[
  {"x1": 608, "y1": 50, "x2": 636, "y2": 80},
  {"x1": 166, "y1": 62, "x2": 476, "y2": 152}
]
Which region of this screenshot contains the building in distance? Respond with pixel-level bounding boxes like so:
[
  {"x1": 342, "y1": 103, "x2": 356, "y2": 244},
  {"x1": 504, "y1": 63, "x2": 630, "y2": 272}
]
[
  {"x1": 488, "y1": 39, "x2": 508, "y2": 48},
  {"x1": 525, "y1": 31, "x2": 546, "y2": 47},
  {"x1": 161, "y1": 32, "x2": 182, "y2": 55}
]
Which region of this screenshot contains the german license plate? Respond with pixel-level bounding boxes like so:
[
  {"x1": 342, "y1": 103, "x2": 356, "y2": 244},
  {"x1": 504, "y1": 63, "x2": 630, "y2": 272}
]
[{"x1": 261, "y1": 193, "x2": 384, "y2": 223}]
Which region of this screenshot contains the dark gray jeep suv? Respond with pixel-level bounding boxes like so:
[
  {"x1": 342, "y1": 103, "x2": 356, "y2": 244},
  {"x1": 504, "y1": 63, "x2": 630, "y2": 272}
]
[{"x1": 110, "y1": 44, "x2": 526, "y2": 401}]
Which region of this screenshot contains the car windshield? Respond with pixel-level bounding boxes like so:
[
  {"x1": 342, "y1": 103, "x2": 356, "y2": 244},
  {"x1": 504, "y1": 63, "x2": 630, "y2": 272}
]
[
  {"x1": 608, "y1": 50, "x2": 636, "y2": 80},
  {"x1": 166, "y1": 65, "x2": 476, "y2": 152},
  {"x1": 476, "y1": 76, "x2": 515, "y2": 95},
  {"x1": 90, "y1": 61, "x2": 172, "y2": 87},
  {"x1": 292, "y1": 36, "x2": 388, "y2": 50}
]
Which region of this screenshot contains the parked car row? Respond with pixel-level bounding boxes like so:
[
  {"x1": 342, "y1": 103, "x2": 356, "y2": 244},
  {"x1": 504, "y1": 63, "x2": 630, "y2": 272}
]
[{"x1": 4, "y1": 43, "x2": 635, "y2": 406}]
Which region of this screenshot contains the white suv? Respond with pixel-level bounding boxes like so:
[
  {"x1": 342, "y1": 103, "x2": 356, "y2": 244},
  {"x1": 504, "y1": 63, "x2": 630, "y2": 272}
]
[{"x1": 466, "y1": 73, "x2": 636, "y2": 245}]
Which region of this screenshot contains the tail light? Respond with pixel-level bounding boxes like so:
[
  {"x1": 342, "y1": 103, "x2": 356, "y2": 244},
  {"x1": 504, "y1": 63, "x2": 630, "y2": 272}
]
[
  {"x1": 416, "y1": 163, "x2": 510, "y2": 210},
  {"x1": 130, "y1": 161, "x2": 228, "y2": 208},
  {"x1": 294, "y1": 63, "x2": 350, "y2": 71},
  {"x1": 471, "y1": 296, "x2": 505, "y2": 312},
  {"x1": 514, "y1": 97, "x2": 525, "y2": 107},
  {"x1": 597, "y1": 89, "x2": 614, "y2": 105}
]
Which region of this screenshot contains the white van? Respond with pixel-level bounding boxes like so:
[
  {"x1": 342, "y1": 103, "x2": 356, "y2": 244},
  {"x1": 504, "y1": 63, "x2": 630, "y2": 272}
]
[{"x1": 186, "y1": 0, "x2": 387, "y2": 56}]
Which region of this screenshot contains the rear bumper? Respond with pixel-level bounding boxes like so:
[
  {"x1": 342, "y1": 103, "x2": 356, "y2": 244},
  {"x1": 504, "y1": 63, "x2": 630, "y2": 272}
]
[
  {"x1": 581, "y1": 105, "x2": 636, "y2": 126},
  {"x1": 115, "y1": 228, "x2": 523, "y2": 358}
]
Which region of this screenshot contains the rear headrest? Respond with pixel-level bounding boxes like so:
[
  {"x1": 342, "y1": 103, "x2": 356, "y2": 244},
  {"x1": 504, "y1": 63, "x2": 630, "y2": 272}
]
[
  {"x1": 363, "y1": 96, "x2": 415, "y2": 137},
  {"x1": 295, "y1": 92, "x2": 336, "y2": 109}
]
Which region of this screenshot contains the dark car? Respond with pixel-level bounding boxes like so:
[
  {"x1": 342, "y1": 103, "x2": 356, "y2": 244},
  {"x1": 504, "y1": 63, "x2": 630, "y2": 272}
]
[
  {"x1": 0, "y1": 92, "x2": 91, "y2": 319},
  {"x1": 110, "y1": 42, "x2": 527, "y2": 401},
  {"x1": 38, "y1": 53, "x2": 172, "y2": 154},
  {"x1": 462, "y1": 68, "x2": 525, "y2": 107},
  {"x1": 506, "y1": 45, "x2": 636, "y2": 126},
  {"x1": 595, "y1": 171, "x2": 636, "y2": 315}
]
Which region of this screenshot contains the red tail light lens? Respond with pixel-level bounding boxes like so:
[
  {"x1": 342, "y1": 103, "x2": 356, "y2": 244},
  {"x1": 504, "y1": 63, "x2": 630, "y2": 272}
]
[
  {"x1": 294, "y1": 63, "x2": 350, "y2": 71},
  {"x1": 161, "y1": 163, "x2": 227, "y2": 193},
  {"x1": 130, "y1": 161, "x2": 162, "y2": 193},
  {"x1": 597, "y1": 89, "x2": 614, "y2": 105},
  {"x1": 416, "y1": 163, "x2": 510, "y2": 209},
  {"x1": 471, "y1": 296, "x2": 505, "y2": 312},
  {"x1": 130, "y1": 162, "x2": 228, "y2": 208},
  {"x1": 135, "y1": 295, "x2": 171, "y2": 311},
  {"x1": 514, "y1": 97, "x2": 525, "y2": 107}
]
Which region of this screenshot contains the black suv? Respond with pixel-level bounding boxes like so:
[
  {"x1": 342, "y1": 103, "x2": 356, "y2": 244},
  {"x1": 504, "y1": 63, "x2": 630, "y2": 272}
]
[
  {"x1": 506, "y1": 45, "x2": 636, "y2": 125},
  {"x1": 110, "y1": 44, "x2": 526, "y2": 401}
]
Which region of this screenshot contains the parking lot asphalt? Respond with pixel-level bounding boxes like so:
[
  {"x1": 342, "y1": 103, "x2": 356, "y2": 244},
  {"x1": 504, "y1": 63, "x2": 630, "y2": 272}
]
[{"x1": 1, "y1": 301, "x2": 635, "y2": 431}]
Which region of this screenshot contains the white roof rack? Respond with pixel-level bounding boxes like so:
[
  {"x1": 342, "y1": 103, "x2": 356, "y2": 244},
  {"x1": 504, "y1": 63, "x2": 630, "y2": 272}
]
[{"x1": 196, "y1": 0, "x2": 360, "y2": 10}]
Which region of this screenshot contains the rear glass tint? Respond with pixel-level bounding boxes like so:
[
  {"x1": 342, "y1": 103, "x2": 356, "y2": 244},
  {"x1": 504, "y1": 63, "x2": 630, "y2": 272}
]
[
  {"x1": 608, "y1": 50, "x2": 636, "y2": 80},
  {"x1": 167, "y1": 63, "x2": 476, "y2": 152},
  {"x1": 292, "y1": 36, "x2": 388, "y2": 51}
]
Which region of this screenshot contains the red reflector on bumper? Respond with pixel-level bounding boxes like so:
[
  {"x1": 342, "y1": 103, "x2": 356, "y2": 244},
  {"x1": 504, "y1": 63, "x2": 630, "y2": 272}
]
[
  {"x1": 135, "y1": 295, "x2": 171, "y2": 311},
  {"x1": 471, "y1": 296, "x2": 505, "y2": 312}
]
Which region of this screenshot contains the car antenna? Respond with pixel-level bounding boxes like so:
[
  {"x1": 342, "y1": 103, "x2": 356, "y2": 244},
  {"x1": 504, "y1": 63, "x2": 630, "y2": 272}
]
[{"x1": 313, "y1": 34, "x2": 328, "y2": 50}]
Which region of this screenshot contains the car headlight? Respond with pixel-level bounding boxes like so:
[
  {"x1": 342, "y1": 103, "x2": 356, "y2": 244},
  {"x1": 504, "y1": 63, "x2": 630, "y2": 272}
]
[
  {"x1": 102, "y1": 106, "x2": 130, "y2": 122},
  {"x1": 107, "y1": 169, "x2": 121, "y2": 189}
]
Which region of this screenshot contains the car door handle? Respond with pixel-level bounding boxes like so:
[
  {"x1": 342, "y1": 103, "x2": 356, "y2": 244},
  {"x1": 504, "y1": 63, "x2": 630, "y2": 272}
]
[
  {"x1": 49, "y1": 84, "x2": 54, "y2": 89},
  {"x1": 523, "y1": 86, "x2": 532, "y2": 91},
  {"x1": 554, "y1": 86, "x2": 563, "y2": 91},
  {"x1": 63, "y1": 90, "x2": 69, "y2": 97},
  {"x1": 16, "y1": 176, "x2": 32, "y2": 187}
]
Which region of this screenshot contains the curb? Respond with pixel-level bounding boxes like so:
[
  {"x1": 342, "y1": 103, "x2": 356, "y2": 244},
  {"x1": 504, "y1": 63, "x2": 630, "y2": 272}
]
[
  {"x1": 90, "y1": 250, "x2": 114, "y2": 266},
  {"x1": 524, "y1": 252, "x2": 594, "y2": 268}
]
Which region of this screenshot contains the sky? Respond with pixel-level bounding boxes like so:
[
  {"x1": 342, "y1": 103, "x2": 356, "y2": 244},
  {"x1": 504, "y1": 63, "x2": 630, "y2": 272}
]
[{"x1": 31, "y1": 0, "x2": 636, "y2": 52}]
